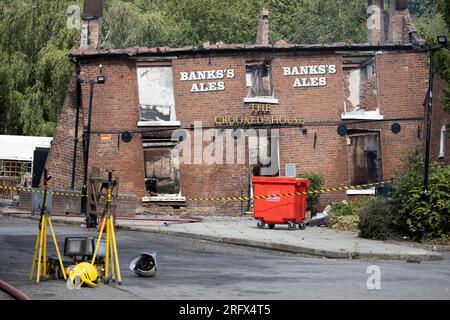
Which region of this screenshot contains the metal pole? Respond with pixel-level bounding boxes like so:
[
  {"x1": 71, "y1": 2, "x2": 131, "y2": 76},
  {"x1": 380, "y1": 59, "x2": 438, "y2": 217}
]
[
  {"x1": 81, "y1": 81, "x2": 95, "y2": 227},
  {"x1": 424, "y1": 48, "x2": 435, "y2": 194},
  {"x1": 71, "y1": 62, "x2": 82, "y2": 189}
]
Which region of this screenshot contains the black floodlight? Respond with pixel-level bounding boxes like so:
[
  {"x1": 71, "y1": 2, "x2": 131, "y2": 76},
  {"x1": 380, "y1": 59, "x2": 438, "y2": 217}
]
[
  {"x1": 97, "y1": 64, "x2": 106, "y2": 83},
  {"x1": 64, "y1": 237, "x2": 106, "y2": 258},
  {"x1": 437, "y1": 35, "x2": 447, "y2": 46},
  {"x1": 97, "y1": 75, "x2": 106, "y2": 84},
  {"x1": 64, "y1": 237, "x2": 87, "y2": 256}
]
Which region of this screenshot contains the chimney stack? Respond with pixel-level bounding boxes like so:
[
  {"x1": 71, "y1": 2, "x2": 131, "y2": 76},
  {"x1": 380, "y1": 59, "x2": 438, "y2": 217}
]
[
  {"x1": 80, "y1": 0, "x2": 104, "y2": 50},
  {"x1": 388, "y1": 0, "x2": 409, "y2": 43},
  {"x1": 256, "y1": 8, "x2": 269, "y2": 45},
  {"x1": 367, "y1": 0, "x2": 419, "y2": 45}
]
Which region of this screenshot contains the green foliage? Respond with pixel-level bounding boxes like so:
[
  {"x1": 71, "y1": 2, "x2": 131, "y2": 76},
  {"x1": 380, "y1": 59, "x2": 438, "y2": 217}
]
[
  {"x1": 438, "y1": 0, "x2": 450, "y2": 29},
  {"x1": 392, "y1": 144, "x2": 450, "y2": 240},
  {"x1": 414, "y1": 0, "x2": 450, "y2": 114},
  {"x1": 358, "y1": 198, "x2": 397, "y2": 240},
  {"x1": 401, "y1": 166, "x2": 450, "y2": 240},
  {"x1": 328, "y1": 197, "x2": 376, "y2": 231},
  {"x1": 268, "y1": 0, "x2": 367, "y2": 44},
  {"x1": 0, "y1": 0, "x2": 81, "y2": 136},
  {"x1": 101, "y1": 0, "x2": 368, "y2": 48},
  {"x1": 102, "y1": 0, "x2": 264, "y2": 48},
  {"x1": 330, "y1": 197, "x2": 376, "y2": 216},
  {"x1": 330, "y1": 215, "x2": 360, "y2": 231},
  {"x1": 408, "y1": 0, "x2": 436, "y2": 19},
  {"x1": 297, "y1": 172, "x2": 324, "y2": 212}
]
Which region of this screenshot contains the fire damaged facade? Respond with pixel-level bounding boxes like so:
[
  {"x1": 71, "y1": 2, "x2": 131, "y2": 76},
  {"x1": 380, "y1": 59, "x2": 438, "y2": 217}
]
[{"x1": 45, "y1": 0, "x2": 450, "y2": 215}]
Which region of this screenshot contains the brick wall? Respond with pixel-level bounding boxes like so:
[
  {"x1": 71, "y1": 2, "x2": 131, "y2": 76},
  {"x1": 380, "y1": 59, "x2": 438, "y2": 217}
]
[
  {"x1": 376, "y1": 51, "x2": 429, "y2": 119},
  {"x1": 18, "y1": 189, "x2": 137, "y2": 217},
  {"x1": 46, "y1": 48, "x2": 433, "y2": 215},
  {"x1": 79, "y1": 57, "x2": 145, "y2": 198},
  {"x1": 45, "y1": 69, "x2": 84, "y2": 191}
]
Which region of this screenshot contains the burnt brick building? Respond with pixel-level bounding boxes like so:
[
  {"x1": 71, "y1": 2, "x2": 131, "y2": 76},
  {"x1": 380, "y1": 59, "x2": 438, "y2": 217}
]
[{"x1": 45, "y1": 0, "x2": 450, "y2": 215}]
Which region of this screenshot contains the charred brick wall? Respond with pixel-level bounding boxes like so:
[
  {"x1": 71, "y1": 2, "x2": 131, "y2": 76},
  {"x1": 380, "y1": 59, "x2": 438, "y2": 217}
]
[
  {"x1": 79, "y1": 56, "x2": 145, "y2": 198},
  {"x1": 46, "y1": 49, "x2": 433, "y2": 215},
  {"x1": 45, "y1": 69, "x2": 84, "y2": 191}
]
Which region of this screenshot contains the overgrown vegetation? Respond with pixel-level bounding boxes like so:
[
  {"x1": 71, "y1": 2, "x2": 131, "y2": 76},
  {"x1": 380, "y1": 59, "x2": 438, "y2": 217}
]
[
  {"x1": 101, "y1": 0, "x2": 368, "y2": 49},
  {"x1": 328, "y1": 197, "x2": 376, "y2": 231},
  {"x1": 391, "y1": 145, "x2": 450, "y2": 240},
  {"x1": 297, "y1": 172, "x2": 324, "y2": 213},
  {"x1": 0, "y1": 0, "x2": 81, "y2": 136},
  {"x1": 412, "y1": 0, "x2": 450, "y2": 114},
  {"x1": 358, "y1": 198, "x2": 397, "y2": 240},
  {"x1": 357, "y1": 145, "x2": 450, "y2": 241}
]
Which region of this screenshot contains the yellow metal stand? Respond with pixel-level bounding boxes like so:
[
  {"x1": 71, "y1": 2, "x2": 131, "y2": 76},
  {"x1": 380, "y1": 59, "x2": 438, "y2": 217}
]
[
  {"x1": 91, "y1": 171, "x2": 122, "y2": 285},
  {"x1": 29, "y1": 170, "x2": 67, "y2": 283}
]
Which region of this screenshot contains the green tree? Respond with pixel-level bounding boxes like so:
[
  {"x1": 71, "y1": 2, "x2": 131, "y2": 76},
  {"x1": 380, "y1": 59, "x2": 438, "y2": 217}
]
[
  {"x1": 268, "y1": 0, "x2": 367, "y2": 44},
  {"x1": 0, "y1": 0, "x2": 80, "y2": 136},
  {"x1": 436, "y1": 0, "x2": 450, "y2": 113},
  {"x1": 414, "y1": 0, "x2": 450, "y2": 114},
  {"x1": 408, "y1": 0, "x2": 435, "y2": 19}
]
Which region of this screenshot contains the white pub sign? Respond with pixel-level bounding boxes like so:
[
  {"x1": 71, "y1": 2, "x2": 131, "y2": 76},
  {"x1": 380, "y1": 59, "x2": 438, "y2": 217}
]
[
  {"x1": 180, "y1": 69, "x2": 235, "y2": 93},
  {"x1": 283, "y1": 64, "x2": 337, "y2": 88}
]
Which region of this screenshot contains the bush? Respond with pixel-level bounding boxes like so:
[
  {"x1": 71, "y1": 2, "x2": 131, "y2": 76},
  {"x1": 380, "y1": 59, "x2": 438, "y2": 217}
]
[
  {"x1": 358, "y1": 198, "x2": 397, "y2": 240},
  {"x1": 400, "y1": 165, "x2": 450, "y2": 240},
  {"x1": 297, "y1": 173, "x2": 324, "y2": 213},
  {"x1": 329, "y1": 215, "x2": 360, "y2": 231},
  {"x1": 392, "y1": 144, "x2": 450, "y2": 240},
  {"x1": 328, "y1": 197, "x2": 376, "y2": 231},
  {"x1": 330, "y1": 197, "x2": 376, "y2": 216}
]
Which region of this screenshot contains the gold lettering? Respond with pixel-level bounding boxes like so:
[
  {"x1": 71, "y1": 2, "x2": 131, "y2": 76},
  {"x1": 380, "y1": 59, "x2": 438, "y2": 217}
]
[{"x1": 214, "y1": 116, "x2": 222, "y2": 125}]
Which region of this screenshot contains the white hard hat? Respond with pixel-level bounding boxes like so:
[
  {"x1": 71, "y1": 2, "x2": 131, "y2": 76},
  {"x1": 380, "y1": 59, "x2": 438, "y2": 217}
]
[{"x1": 129, "y1": 252, "x2": 157, "y2": 277}]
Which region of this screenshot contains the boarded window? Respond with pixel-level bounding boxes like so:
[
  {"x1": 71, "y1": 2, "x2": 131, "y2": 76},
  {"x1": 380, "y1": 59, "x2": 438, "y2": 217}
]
[
  {"x1": 137, "y1": 66, "x2": 176, "y2": 122},
  {"x1": 246, "y1": 61, "x2": 272, "y2": 98}
]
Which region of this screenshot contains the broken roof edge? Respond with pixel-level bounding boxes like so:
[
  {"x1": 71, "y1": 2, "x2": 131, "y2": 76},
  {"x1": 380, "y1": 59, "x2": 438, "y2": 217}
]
[{"x1": 68, "y1": 42, "x2": 426, "y2": 58}]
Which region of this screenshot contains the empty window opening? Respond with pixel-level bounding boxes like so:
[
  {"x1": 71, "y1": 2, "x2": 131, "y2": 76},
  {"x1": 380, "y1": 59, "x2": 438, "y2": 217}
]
[
  {"x1": 249, "y1": 129, "x2": 280, "y2": 177},
  {"x1": 246, "y1": 61, "x2": 273, "y2": 98},
  {"x1": 342, "y1": 55, "x2": 383, "y2": 120},
  {"x1": 144, "y1": 144, "x2": 180, "y2": 197},
  {"x1": 137, "y1": 63, "x2": 177, "y2": 124}
]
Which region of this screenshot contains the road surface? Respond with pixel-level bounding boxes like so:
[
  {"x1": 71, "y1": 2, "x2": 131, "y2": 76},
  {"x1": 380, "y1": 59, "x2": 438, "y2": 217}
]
[{"x1": 0, "y1": 216, "x2": 449, "y2": 300}]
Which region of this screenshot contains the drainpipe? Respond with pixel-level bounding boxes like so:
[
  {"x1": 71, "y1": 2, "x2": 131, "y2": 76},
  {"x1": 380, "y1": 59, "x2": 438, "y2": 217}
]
[{"x1": 71, "y1": 60, "x2": 82, "y2": 190}]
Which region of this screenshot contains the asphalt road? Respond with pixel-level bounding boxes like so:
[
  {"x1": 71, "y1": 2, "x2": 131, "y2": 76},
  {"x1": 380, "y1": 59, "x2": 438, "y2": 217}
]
[{"x1": 0, "y1": 216, "x2": 449, "y2": 300}]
